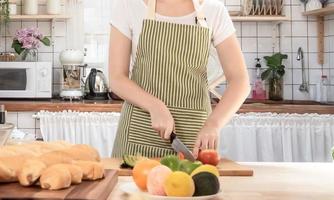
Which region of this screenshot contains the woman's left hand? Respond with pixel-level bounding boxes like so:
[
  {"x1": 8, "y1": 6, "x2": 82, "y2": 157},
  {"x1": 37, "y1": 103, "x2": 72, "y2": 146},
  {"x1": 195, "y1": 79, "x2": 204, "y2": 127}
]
[{"x1": 193, "y1": 124, "x2": 220, "y2": 159}]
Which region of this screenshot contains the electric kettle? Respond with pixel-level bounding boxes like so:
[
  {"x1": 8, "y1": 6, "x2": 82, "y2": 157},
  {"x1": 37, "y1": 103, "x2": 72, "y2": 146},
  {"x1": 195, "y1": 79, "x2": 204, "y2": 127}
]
[{"x1": 84, "y1": 68, "x2": 109, "y2": 100}]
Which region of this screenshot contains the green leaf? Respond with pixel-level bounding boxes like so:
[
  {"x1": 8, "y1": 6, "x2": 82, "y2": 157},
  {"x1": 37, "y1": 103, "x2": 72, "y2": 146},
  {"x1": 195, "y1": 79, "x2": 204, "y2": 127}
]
[
  {"x1": 262, "y1": 53, "x2": 288, "y2": 79},
  {"x1": 11, "y1": 40, "x2": 24, "y2": 55},
  {"x1": 277, "y1": 68, "x2": 285, "y2": 77},
  {"x1": 39, "y1": 37, "x2": 51, "y2": 46},
  {"x1": 261, "y1": 69, "x2": 272, "y2": 81}
]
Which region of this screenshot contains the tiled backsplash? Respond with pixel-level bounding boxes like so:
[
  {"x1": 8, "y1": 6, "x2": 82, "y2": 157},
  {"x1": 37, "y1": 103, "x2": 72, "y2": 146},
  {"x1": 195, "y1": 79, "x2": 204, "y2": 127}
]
[
  {"x1": 0, "y1": 0, "x2": 333, "y2": 100},
  {"x1": 6, "y1": 112, "x2": 42, "y2": 140}
]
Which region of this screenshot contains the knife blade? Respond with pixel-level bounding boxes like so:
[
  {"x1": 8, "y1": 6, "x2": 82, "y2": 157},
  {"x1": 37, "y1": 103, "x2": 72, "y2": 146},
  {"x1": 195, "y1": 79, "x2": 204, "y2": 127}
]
[{"x1": 170, "y1": 132, "x2": 196, "y2": 162}]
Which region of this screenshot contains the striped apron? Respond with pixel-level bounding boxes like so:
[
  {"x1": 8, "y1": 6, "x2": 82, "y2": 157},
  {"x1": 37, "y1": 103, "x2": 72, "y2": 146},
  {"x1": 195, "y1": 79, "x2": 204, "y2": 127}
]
[{"x1": 112, "y1": 0, "x2": 211, "y2": 158}]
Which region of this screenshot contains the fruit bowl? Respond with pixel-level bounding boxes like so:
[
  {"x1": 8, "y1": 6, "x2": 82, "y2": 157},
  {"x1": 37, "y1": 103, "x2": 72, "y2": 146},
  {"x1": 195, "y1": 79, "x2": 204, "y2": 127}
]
[{"x1": 120, "y1": 182, "x2": 223, "y2": 200}]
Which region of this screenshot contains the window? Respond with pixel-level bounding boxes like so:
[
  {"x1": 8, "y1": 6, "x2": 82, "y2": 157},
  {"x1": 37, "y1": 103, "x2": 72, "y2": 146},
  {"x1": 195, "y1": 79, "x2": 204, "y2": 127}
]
[{"x1": 83, "y1": 0, "x2": 112, "y2": 73}]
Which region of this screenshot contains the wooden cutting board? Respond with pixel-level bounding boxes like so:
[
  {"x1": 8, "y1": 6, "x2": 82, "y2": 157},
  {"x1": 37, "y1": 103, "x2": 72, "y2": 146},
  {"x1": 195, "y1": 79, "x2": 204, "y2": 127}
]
[
  {"x1": 0, "y1": 170, "x2": 118, "y2": 200},
  {"x1": 102, "y1": 158, "x2": 253, "y2": 176}
]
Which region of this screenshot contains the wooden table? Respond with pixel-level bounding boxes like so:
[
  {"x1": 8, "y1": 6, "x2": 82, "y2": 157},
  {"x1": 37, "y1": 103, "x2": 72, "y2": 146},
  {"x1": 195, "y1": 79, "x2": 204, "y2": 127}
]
[{"x1": 107, "y1": 162, "x2": 334, "y2": 200}]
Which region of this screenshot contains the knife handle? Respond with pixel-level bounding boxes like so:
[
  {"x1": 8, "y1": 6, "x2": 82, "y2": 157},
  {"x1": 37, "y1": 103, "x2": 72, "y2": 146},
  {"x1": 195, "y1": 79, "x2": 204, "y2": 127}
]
[{"x1": 170, "y1": 132, "x2": 176, "y2": 143}]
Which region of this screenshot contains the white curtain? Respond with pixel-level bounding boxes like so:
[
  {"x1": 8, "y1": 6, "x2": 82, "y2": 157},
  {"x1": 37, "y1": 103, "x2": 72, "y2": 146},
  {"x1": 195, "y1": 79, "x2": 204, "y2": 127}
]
[
  {"x1": 38, "y1": 111, "x2": 120, "y2": 157},
  {"x1": 220, "y1": 113, "x2": 334, "y2": 162},
  {"x1": 65, "y1": 0, "x2": 84, "y2": 50},
  {"x1": 38, "y1": 111, "x2": 334, "y2": 162}
]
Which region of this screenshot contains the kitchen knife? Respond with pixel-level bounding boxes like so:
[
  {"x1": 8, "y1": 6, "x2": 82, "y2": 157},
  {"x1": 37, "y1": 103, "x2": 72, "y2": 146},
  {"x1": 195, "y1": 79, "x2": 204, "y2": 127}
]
[{"x1": 170, "y1": 132, "x2": 196, "y2": 162}]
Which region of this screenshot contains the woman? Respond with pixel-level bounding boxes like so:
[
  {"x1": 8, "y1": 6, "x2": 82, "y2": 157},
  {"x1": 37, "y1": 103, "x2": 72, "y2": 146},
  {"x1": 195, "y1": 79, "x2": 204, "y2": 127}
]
[{"x1": 109, "y1": 0, "x2": 250, "y2": 158}]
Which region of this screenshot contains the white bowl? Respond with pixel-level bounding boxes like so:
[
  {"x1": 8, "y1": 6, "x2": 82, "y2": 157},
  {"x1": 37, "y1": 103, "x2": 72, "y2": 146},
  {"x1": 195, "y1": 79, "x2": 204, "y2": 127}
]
[{"x1": 120, "y1": 182, "x2": 223, "y2": 200}]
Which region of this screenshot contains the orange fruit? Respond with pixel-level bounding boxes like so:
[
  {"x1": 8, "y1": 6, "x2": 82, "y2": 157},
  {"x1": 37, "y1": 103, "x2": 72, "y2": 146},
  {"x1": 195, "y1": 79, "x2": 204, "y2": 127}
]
[{"x1": 132, "y1": 159, "x2": 160, "y2": 191}]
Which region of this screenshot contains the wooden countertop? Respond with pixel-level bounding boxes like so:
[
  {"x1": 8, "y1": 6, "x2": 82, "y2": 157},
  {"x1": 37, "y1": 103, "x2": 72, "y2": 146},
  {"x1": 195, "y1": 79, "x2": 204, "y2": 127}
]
[
  {"x1": 0, "y1": 99, "x2": 123, "y2": 112},
  {"x1": 0, "y1": 99, "x2": 334, "y2": 114},
  {"x1": 107, "y1": 162, "x2": 334, "y2": 200}
]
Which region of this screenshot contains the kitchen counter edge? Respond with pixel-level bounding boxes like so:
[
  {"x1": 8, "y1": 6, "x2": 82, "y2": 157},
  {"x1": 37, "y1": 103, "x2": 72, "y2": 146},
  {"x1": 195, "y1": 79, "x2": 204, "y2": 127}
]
[{"x1": 1, "y1": 99, "x2": 334, "y2": 114}]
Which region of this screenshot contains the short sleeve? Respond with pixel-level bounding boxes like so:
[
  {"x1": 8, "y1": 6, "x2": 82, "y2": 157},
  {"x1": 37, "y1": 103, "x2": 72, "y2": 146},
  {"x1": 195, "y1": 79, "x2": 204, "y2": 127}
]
[
  {"x1": 212, "y1": 3, "x2": 236, "y2": 47},
  {"x1": 110, "y1": 0, "x2": 132, "y2": 39}
]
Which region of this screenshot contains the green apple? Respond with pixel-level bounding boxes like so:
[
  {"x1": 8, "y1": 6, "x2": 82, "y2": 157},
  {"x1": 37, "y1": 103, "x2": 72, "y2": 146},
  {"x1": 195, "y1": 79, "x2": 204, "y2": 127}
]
[
  {"x1": 160, "y1": 155, "x2": 181, "y2": 171},
  {"x1": 179, "y1": 160, "x2": 202, "y2": 174}
]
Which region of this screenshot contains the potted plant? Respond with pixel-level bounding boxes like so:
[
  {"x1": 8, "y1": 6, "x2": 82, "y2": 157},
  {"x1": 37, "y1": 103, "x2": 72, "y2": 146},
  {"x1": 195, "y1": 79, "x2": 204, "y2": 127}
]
[
  {"x1": 261, "y1": 53, "x2": 288, "y2": 101},
  {"x1": 0, "y1": 0, "x2": 10, "y2": 26},
  {"x1": 11, "y1": 27, "x2": 51, "y2": 62}
]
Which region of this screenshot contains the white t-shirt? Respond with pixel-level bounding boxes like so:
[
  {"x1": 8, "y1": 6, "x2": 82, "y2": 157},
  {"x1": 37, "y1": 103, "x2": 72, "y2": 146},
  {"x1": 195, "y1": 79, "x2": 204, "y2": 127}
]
[{"x1": 110, "y1": 0, "x2": 235, "y2": 65}]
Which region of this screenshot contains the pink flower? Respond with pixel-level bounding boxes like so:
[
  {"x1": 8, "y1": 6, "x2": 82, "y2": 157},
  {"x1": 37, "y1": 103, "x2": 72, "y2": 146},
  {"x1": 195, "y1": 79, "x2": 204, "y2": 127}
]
[{"x1": 14, "y1": 27, "x2": 45, "y2": 50}]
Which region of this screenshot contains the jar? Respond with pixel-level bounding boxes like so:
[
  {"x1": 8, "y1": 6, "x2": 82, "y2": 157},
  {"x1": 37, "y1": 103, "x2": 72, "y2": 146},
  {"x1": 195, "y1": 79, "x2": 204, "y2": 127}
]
[
  {"x1": 306, "y1": 0, "x2": 322, "y2": 11},
  {"x1": 269, "y1": 77, "x2": 283, "y2": 101},
  {"x1": 23, "y1": 0, "x2": 38, "y2": 15},
  {"x1": 8, "y1": 3, "x2": 17, "y2": 15},
  {"x1": 21, "y1": 49, "x2": 38, "y2": 62},
  {"x1": 46, "y1": 0, "x2": 61, "y2": 15}
]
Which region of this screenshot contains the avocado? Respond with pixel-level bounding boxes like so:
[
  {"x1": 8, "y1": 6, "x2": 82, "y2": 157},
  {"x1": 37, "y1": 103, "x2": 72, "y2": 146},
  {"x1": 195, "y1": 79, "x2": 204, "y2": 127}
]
[
  {"x1": 122, "y1": 154, "x2": 140, "y2": 168},
  {"x1": 192, "y1": 172, "x2": 220, "y2": 196}
]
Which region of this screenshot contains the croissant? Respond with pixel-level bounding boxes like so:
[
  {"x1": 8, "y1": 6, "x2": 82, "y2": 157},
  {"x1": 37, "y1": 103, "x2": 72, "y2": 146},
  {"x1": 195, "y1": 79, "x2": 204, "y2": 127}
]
[{"x1": 40, "y1": 164, "x2": 72, "y2": 190}]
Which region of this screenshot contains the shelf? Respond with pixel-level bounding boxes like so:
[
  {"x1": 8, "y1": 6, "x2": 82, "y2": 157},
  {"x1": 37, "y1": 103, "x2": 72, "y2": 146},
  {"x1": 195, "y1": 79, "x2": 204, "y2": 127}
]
[
  {"x1": 302, "y1": 6, "x2": 334, "y2": 65},
  {"x1": 9, "y1": 15, "x2": 70, "y2": 21},
  {"x1": 302, "y1": 6, "x2": 334, "y2": 16},
  {"x1": 230, "y1": 15, "x2": 290, "y2": 22}
]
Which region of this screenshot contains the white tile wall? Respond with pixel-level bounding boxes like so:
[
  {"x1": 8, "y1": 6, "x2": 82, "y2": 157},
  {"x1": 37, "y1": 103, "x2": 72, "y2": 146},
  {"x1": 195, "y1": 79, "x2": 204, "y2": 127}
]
[
  {"x1": 6, "y1": 112, "x2": 41, "y2": 140},
  {"x1": 0, "y1": 4, "x2": 67, "y2": 97},
  {"x1": 0, "y1": 0, "x2": 333, "y2": 102}
]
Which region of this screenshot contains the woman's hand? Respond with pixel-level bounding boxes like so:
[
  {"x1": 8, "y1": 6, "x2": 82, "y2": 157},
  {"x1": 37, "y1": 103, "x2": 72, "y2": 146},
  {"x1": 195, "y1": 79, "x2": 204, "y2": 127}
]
[
  {"x1": 149, "y1": 101, "x2": 175, "y2": 140},
  {"x1": 193, "y1": 123, "x2": 220, "y2": 159}
]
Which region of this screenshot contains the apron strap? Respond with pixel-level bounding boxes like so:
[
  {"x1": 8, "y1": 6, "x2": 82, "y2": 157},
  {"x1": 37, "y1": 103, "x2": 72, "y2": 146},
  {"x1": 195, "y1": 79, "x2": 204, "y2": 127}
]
[
  {"x1": 146, "y1": 0, "x2": 208, "y2": 28},
  {"x1": 147, "y1": 0, "x2": 156, "y2": 20}
]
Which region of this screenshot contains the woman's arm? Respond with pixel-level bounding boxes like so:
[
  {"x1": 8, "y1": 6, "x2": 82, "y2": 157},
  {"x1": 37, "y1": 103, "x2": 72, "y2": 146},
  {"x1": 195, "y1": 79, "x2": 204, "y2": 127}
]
[
  {"x1": 109, "y1": 26, "x2": 175, "y2": 139},
  {"x1": 193, "y1": 34, "x2": 251, "y2": 157}
]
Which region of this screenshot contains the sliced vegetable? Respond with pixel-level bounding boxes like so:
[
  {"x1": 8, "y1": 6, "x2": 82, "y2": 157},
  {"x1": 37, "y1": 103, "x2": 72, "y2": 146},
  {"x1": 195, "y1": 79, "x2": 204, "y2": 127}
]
[{"x1": 120, "y1": 153, "x2": 145, "y2": 169}]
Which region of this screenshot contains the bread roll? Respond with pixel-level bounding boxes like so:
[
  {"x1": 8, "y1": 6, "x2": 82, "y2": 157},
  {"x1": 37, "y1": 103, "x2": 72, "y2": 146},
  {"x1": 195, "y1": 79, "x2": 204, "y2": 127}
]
[
  {"x1": 74, "y1": 161, "x2": 104, "y2": 181},
  {"x1": 18, "y1": 159, "x2": 47, "y2": 186},
  {"x1": 0, "y1": 145, "x2": 38, "y2": 157},
  {"x1": 40, "y1": 164, "x2": 72, "y2": 190},
  {"x1": 39, "y1": 150, "x2": 74, "y2": 166},
  {"x1": 0, "y1": 155, "x2": 27, "y2": 182},
  {"x1": 61, "y1": 144, "x2": 101, "y2": 162},
  {"x1": 55, "y1": 164, "x2": 83, "y2": 184},
  {"x1": 0, "y1": 141, "x2": 72, "y2": 158}
]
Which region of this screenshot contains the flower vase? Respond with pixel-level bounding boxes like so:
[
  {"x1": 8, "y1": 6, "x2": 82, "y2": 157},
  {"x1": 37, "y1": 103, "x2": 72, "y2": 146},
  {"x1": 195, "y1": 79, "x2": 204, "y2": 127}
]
[
  {"x1": 21, "y1": 49, "x2": 38, "y2": 62},
  {"x1": 269, "y1": 78, "x2": 283, "y2": 101}
]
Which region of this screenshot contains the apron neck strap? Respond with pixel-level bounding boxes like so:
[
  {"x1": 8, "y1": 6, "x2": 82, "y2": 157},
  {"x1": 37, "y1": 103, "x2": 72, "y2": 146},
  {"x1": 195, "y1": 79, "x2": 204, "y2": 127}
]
[{"x1": 146, "y1": 0, "x2": 208, "y2": 28}]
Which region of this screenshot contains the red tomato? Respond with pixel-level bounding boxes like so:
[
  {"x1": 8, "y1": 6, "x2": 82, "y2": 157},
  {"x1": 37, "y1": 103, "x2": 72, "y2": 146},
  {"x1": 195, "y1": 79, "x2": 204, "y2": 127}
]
[
  {"x1": 178, "y1": 152, "x2": 185, "y2": 160},
  {"x1": 197, "y1": 150, "x2": 220, "y2": 166}
]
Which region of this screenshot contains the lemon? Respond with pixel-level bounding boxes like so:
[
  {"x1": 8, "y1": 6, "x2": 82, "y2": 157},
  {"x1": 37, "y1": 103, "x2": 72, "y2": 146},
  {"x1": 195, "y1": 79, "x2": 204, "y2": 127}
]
[
  {"x1": 163, "y1": 171, "x2": 195, "y2": 197},
  {"x1": 190, "y1": 164, "x2": 219, "y2": 177}
]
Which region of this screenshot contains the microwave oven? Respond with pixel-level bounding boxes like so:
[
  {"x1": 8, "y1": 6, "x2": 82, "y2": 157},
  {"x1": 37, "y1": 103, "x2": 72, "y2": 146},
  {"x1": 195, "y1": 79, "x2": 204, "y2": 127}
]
[{"x1": 0, "y1": 62, "x2": 52, "y2": 99}]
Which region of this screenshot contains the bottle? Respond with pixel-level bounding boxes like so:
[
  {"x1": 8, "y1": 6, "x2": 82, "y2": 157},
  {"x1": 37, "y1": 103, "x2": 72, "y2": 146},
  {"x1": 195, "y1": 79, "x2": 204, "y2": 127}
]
[
  {"x1": 319, "y1": 75, "x2": 329, "y2": 104},
  {"x1": 252, "y1": 58, "x2": 266, "y2": 100},
  {"x1": 0, "y1": 105, "x2": 5, "y2": 124}
]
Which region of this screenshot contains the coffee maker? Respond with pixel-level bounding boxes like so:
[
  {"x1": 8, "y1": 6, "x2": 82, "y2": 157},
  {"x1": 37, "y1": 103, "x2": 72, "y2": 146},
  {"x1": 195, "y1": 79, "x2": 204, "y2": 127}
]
[{"x1": 59, "y1": 50, "x2": 86, "y2": 100}]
